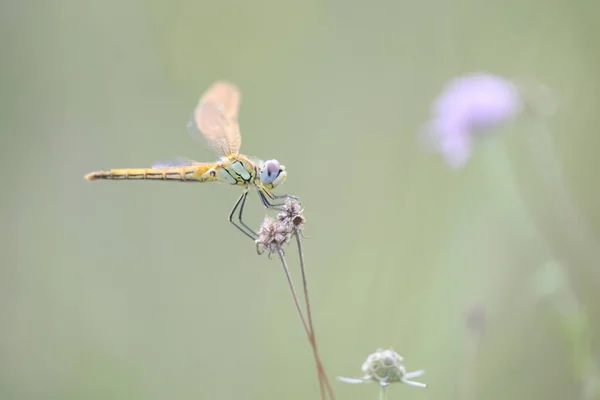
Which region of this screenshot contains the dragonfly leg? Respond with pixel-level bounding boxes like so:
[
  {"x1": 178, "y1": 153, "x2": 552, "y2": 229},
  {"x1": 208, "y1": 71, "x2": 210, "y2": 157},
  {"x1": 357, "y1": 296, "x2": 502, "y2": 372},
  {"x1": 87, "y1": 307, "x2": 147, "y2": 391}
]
[
  {"x1": 258, "y1": 189, "x2": 284, "y2": 210},
  {"x1": 262, "y1": 188, "x2": 299, "y2": 202},
  {"x1": 229, "y1": 189, "x2": 258, "y2": 240},
  {"x1": 258, "y1": 189, "x2": 299, "y2": 210},
  {"x1": 269, "y1": 193, "x2": 299, "y2": 201}
]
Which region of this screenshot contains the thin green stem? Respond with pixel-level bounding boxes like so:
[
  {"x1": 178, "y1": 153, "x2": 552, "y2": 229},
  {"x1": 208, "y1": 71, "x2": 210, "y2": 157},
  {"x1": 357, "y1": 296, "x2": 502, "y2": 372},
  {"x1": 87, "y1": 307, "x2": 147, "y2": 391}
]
[
  {"x1": 527, "y1": 117, "x2": 600, "y2": 281},
  {"x1": 379, "y1": 384, "x2": 388, "y2": 400},
  {"x1": 459, "y1": 337, "x2": 480, "y2": 400}
]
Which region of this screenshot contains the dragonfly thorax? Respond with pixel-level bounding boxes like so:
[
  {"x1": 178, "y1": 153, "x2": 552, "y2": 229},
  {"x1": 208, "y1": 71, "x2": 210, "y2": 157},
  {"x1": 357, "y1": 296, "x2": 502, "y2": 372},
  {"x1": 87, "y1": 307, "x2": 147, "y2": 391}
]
[{"x1": 216, "y1": 156, "x2": 257, "y2": 186}]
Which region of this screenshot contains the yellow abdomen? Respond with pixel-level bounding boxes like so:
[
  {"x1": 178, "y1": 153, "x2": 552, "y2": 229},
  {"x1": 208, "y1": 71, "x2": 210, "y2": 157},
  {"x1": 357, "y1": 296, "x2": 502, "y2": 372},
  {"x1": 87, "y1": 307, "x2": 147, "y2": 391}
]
[{"x1": 84, "y1": 164, "x2": 218, "y2": 182}]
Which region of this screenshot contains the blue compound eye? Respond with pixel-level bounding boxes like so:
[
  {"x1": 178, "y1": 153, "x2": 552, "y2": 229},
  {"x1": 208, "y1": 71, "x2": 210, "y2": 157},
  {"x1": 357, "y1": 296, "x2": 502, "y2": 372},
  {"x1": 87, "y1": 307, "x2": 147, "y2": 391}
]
[{"x1": 261, "y1": 159, "x2": 280, "y2": 184}]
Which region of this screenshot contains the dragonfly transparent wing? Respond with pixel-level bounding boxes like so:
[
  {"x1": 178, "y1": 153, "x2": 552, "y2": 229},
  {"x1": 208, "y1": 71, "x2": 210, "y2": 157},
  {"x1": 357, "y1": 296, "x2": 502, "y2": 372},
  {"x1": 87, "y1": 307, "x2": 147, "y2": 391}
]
[
  {"x1": 151, "y1": 156, "x2": 202, "y2": 170},
  {"x1": 187, "y1": 81, "x2": 242, "y2": 157}
]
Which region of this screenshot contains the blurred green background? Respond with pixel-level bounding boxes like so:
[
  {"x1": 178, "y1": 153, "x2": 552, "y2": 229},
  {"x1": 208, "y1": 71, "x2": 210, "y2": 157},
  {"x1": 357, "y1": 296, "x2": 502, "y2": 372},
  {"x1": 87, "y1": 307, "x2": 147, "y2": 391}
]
[{"x1": 2, "y1": 0, "x2": 600, "y2": 399}]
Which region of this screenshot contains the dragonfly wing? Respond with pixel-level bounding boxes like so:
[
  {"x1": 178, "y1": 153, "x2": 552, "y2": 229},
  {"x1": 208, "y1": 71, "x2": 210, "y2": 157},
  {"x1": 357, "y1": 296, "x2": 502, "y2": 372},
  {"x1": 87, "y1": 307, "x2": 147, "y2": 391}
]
[
  {"x1": 187, "y1": 81, "x2": 242, "y2": 157},
  {"x1": 151, "y1": 156, "x2": 202, "y2": 170}
]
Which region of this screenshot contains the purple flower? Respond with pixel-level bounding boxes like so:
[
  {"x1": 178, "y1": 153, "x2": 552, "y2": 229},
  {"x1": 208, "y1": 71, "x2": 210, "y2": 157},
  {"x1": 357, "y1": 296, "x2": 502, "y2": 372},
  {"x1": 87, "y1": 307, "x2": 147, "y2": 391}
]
[{"x1": 421, "y1": 73, "x2": 524, "y2": 169}]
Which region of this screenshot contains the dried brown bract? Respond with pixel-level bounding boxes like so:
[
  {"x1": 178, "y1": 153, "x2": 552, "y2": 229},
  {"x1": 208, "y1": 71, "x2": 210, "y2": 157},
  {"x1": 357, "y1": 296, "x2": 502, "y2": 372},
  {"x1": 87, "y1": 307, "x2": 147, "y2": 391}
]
[
  {"x1": 256, "y1": 198, "x2": 306, "y2": 257},
  {"x1": 255, "y1": 215, "x2": 293, "y2": 257},
  {"x1": 277, "y1": 198, "x2": 306, "y2": 234}
]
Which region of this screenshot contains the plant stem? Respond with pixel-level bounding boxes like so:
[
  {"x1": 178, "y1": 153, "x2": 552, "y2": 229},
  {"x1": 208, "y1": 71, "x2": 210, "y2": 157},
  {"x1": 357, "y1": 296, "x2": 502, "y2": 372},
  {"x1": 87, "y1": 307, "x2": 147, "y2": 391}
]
[
  {"x1": 295, "y1": 233, "x2": 336, "y2": 400},
  {"x1": 276, "y1": 247, "x2": 329, "y2": 400},
  {"x1": 379, "y1": 384, "x2": 388, "y2": 400},
  {"x1": 527, "y1": 117, "x2": 600, "y2": 281}
]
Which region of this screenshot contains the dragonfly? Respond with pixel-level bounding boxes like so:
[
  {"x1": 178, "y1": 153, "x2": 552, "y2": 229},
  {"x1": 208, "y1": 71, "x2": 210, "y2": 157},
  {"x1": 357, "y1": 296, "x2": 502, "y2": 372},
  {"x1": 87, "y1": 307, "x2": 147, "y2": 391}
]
[{"x1": 85, "y1": 81, "x2": 295, "y2": 240}]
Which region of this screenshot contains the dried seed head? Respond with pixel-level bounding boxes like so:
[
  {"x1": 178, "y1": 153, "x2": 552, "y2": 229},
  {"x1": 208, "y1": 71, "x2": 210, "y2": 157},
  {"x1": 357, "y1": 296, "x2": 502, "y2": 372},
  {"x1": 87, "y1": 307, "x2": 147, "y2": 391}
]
[
  {"x1": 338, "y1": 348, "x2": 427, "y2": 388},
  {"x1": 277, "y1": 198, "x2": 306, "y2": 233},
  {"x1": 255, "y1": 215, "x2": 292, "y2": 257}
]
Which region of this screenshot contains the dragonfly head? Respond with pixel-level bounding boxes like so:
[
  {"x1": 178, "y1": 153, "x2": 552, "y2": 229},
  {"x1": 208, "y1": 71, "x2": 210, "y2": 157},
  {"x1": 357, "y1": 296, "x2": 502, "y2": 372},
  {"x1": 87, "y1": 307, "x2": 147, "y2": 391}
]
[{"x1": 260, "y1": 159, "x2": 287, "y2": 189}]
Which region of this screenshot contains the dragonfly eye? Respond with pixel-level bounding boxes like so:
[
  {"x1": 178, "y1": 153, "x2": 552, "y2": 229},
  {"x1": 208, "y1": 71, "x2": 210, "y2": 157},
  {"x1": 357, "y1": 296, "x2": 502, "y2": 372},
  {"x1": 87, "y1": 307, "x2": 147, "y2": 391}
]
[{"x1": 261, "y1": 159, "x2": 281, "y2": 185}]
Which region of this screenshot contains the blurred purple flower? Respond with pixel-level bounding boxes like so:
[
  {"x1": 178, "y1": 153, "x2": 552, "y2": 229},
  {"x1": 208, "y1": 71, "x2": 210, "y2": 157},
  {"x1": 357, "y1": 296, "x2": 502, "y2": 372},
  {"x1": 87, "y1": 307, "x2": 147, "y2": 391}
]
[{"x1": 421, "y1": 73, "x2": 524, "y2": 169}]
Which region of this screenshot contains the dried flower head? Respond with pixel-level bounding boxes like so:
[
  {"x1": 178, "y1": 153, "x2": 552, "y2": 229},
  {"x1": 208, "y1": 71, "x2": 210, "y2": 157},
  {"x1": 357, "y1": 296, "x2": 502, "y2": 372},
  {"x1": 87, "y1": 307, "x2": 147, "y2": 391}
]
[
  {"x1": 277, "y1": 198, "x2": 306, "y2": 234},
  {"x1": 338, "y1": 348, "x2": 427, "y2": 388},
  {"x1": 255, "y1": 215, "x2": 292, "y2": 257},
  {"x1": 420, "y1": 72, "x2": 524, "y2": 169}
]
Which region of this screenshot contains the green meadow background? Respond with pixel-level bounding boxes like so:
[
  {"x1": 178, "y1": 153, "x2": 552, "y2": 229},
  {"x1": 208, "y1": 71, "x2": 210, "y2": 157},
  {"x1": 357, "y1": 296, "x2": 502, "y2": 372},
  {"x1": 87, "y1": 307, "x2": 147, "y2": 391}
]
[{"x1": 2, "y1": 0, "x2": 600, "y2": 399}]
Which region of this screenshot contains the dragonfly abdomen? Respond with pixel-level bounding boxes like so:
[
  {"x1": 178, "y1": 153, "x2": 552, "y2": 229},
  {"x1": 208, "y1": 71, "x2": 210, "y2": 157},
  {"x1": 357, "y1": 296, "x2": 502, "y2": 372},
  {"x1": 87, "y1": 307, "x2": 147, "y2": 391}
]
[{"x1": 84, "y1": 166, "x2": 217, "y2": 182}]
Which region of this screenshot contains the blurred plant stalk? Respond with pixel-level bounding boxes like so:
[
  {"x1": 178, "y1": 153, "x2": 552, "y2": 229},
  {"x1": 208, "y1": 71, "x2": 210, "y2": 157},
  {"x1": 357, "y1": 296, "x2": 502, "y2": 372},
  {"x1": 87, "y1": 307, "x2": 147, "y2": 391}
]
[{"x1": 535, "y1": 261, "x2": 600, "y2": 400}]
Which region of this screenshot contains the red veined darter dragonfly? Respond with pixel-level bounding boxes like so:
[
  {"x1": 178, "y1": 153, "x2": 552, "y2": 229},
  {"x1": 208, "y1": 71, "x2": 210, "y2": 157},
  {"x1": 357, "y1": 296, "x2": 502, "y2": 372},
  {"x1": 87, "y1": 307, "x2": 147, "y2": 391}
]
[{"x1": 85, "y1": 81, "x2": 296, "y2": 240}]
